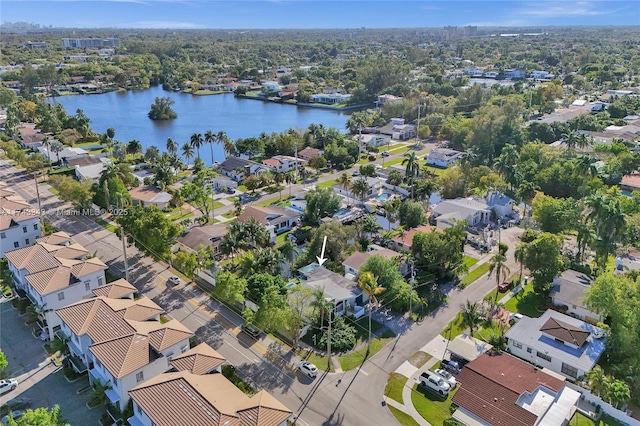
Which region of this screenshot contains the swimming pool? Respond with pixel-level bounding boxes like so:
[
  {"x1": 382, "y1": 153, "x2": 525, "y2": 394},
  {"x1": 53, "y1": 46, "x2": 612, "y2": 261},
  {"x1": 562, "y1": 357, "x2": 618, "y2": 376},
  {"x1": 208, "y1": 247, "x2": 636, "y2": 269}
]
[
  {"x1": 334, "y1": 208, "x2": 349, "y2": 216},
  {"x1": 376, "y1": 193, "x2": 391, "y2": 202}
]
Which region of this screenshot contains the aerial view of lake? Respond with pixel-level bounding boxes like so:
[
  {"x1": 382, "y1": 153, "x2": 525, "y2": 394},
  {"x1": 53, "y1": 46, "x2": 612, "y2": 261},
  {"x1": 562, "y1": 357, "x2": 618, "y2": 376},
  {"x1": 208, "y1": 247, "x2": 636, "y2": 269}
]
[{"x1": 49, "y1": 85, "x2": 351, "y2": 165}]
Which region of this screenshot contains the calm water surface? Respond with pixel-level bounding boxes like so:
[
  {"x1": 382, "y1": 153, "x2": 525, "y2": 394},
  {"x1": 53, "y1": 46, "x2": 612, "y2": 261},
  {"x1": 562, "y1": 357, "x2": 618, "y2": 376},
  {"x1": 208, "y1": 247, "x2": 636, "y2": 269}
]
[{"x1": 50, "y1": 86, "x2": 350, "y2": 164}]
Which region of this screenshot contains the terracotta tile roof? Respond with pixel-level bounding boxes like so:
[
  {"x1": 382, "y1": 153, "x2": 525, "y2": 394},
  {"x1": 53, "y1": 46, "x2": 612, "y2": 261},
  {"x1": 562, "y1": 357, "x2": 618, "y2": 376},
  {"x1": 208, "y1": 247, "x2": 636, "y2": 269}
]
[
  {"x1": 452, "y1": 352, "x2": 565, "y2": 426},
  {"x1": 25, "y1": 266, "x2": 76, "y2": 295},
  {"x1": 5, "y1": 244, "x2": 62, "y2": 274},
  {"x1": 539, "y1": 317, "x2": 590, "y2": 346},
  {"x1": 129, "y1": 185, "x2": 171, "y2": 203},
  {"x1": 57, "y1": 298, "x2": 135, "y2": 343},
  {"x1": 391, "y1": 224, "x2": 441, "y2": 246},
  {"x1": 262, "y1": 158, "x2": 281, "y2": 167},
  {"x1": 70, "y1": 257, "x2": 108, "y2": 277},
  {"x1": 621, "y1": 174, "x2": 640, "y2": 190},
  {"x1": 36, "y1": 231, "x2": 73, "y2": 245},
  {"x1": 133, "y1": 319, "x2": 193, "y2": 351},
  {"x1": 89, "y1": 334, "x2": 159, "y2": 379},
  {"x1": 129, "y1": 371, "x2": 291, "y2": 426},
  {"x1": 121, "y1": 297, "x2": 164, "y2": 321},
  {"x1": 92, "y1": 279, "x2": 137, "y2": 298},
  {"x1": 170, "y1": 343, "x2": 225, "y2": 375}
]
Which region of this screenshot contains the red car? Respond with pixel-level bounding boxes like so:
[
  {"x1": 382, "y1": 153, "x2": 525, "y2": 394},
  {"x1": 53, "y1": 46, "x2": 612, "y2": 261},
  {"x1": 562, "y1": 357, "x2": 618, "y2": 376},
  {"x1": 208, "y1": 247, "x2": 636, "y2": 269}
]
[{"x1": 498, "y1": 281, "x2": 511, "y2": 291}]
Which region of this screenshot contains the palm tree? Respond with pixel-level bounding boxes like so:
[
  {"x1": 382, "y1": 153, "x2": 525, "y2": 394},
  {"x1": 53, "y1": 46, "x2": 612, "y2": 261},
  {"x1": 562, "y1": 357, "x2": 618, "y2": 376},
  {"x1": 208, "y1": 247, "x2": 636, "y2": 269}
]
[
  {"x1": 415, "y1": 179, "x2": 437, "y2": 210},
  {"x1": 585, "y1": 365, "x2": 608, "y2": 397},
  {"x1": 49, "y1": 140, "x2": 64, "y2": 164},
  {"x1": 338, "y1": 172, "x2": 352, "y2": 204},
  {"x1": 585, "y1": 192, "x2": 626, "y2": 271},
  {"x1": 126, "y1": 139, "x2": 142, "y2": 157},
  {"x1": 357, "y1": 271, "x2": 385, "y2": 354},
  {"x1": 166, "y1": 137, "x2": 178, "y2": 156},
  {"x1": 190, "y1": 132, "x2": 204, "y2": 160},
  {"x1": 279, "y1": 238, "x2": 299, "y2": 277},
  {"x1": 514, "y1": 242, "x2": 528, "y2": 281},
  {"x1": 204, "y1": 129, "x2": 216, "y2": 166},
  {"x1": 88, "y1": 380, "x2": 112, "y2": 409},
  {"x1": 460, "y1": 300, "x2": 482, "y2": 337},
  {"x1": 182, "y1": 142, "x2": 194, "y2": 167},
  {"x1": 517, "y1": 180, "x2": 538, "y2": 218},
  {"x1": 222, "y1": 136, "x2": 236, "y2": 158},
  {"x1": 285, "y1": 170, "x2": 295, "y2": 197},
  {"x1": 402, "y1": 152, "x2": 420, "y2": 199},
  {"x1": 494, "y1": 144, "x2": 519, "y2": 190},
  {"x1": 272, "y1": 170, "x2": 285, "y2": 199},
  {"x1": 575, "y1": 219, "x2": 594, "y2": 263},
  {"x1": 350, "y1": 177, "x2": 370, "y2": 205},
  {"x1": 488, "y1": 253, "x2": 511, "y2": 302},
  {"x1": 574, "y1": 155, "x2": 598, "y2": 197},
  {"x1": 382, "y1": 198, "x2": 400, "y2": 231}
]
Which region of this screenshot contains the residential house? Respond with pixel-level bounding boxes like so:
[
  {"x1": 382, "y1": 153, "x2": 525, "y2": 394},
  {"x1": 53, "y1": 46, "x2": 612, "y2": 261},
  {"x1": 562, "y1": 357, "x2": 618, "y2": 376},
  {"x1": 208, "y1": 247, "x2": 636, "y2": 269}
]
[
  {"x1": 298, "y1": 147, "x2": 323, "y2": 161},
  {"x1": 91, "y1": 278, "x2": 137, "y2": 299},
  {"x1": 620, "y1": 174, "x2": 640, "y2": 193},
  {"x1": 463, "y1": 67, "x2": 485, "y2": 77},
  {"x1": 168, "y1": 343, "x2": 225, "y2": 375},
  {"x1": 445, "y1": 334, "x2": 492, "y2": 363},
  {"x1": 298, "y1": 264, "x2": 366, "y2": 319},
  {"x1": 334, "y1": 176, "x2": 385, "y2": 203},
  {"x1": 129, "y1": 185, "x2": 172, "y2": 209},
  {"x1": 75, "y1": 159, "x2": 109, "y2": 184},
  {"x1": 88, "y1": 319, "x2": 193, "y2": 412},
  {"x1": 262, "y1": 155, "x2": 305, "y2": 172},
  {"x1": 238, "y1": 206, "x2": 300, "y2": 243},
  {"x1": 505, "y1": 309, "x2": 607, "y2": 381},
  {"x1": 342, "y1": 245, "x2": 406, "y2": 279},
  {"x1": 128, "y1": 370, "x2": 291, "y2": 426},
  {"x1": 217, "y1": 157, "x2": 266, "y2": 182},
  {"x1": 503, "y1": 68, "x2": 526, "y2": 79},
  {"x1": 549, "y1": 270, "x2": 601, "y2": 323},
  {"x1": 0, "y1": 182, "x2": 41, "y2": 257},
  {"x1": 431, "y1": 198, "x2": 492, "y2": 228},
  {"x1": 531, "y1": 70, "x2": 555, "y2": 80},
  {"x1": 485, "y1": 191, "x2": 514, "y2": 219},
  {"x1": 390, "y1": 224, "x2": 441, "y2": 252},
  {"x1": 615, "y1": 248, "x2": 640, "y2": 272},
  {"x1": 358, "y1": 134, "x2": 390, "y2": 148},
  {"x1": 376, "y1": 94, "x2": 403, "y2": 107},
  {"x1": 204, "y1": 176, "x2": 238, "y2": 191},
  {"x1": 5, "y1": 232, "x2": 108, "y2": 340},
  {"x1": 176, "y1": 224, "x2": 228, "y2": 256},
  {"x1": 378, "y1": 118, "x2": 416, "y2": 141},
  {"x1": 261, "y1": 81, "x2": 282, "y2": 95},
  {"x1": 451, "y1": 351, "x2": 580, "y2": 426},
  {"x1": 425, "y1": 148, "x2": 463, "y2": 168},
  {"x1": 17, "y1": 123, "x2": 44, "y2": 150},
  {"x1": 56, "y1": 293, "x2": 163, "y2": 374},
  {"x1": 310, "y1": 93, "x2": 351, "y2": 105},
  {"x1": 39, "y1": 145, "x2": 89, "y2": 164}
]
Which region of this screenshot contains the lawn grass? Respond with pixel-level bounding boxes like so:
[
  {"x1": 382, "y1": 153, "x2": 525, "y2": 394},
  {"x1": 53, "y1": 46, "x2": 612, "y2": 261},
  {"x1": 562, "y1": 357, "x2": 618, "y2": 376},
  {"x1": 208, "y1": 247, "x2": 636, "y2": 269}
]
[
  {"x1": 339, "y1": 335, "x2": 394, "y2": 371},
  {"x1": 385, "y1": 373, "x2": 409, "y2": 404},
  {"x1": 460, "y1": 263, "x2": 490, "y2": 287},
  {"x1": 237, "y1": 185, "x2": 248, "y2": 192},
  {"x1": 387, "y1": 405, "x2": 420, "y2": 426},
  {"x1": 384, "y1": 157, "x2": 405, "y2": 167},
  {"x1": 48, "y1": 186, "x2": 59, "y2": 195},
  {"x1": 463, "y1": 256, "x2": 479, "y2": 269},
  {"x1": 569, "y1": 412, "x2": 627, "y2": 426},
  {"x1": 440, "y1": 312, "x2": 467, "y2": 340},
  {"x1": 166, "y1": 209, "x2": 194, "y2": 221},
  {"x1": 411, "y1": 382, "x2": 458, "y2": 426},
  {"x1": 317, "y1": 178, "x2": 338, "y2": 189},
  {"x1": 407, "y1": 351, "x2": 433, "y2": 368},
  {"x1": 96, "y1": 218, "x2": 118, "y2": 233},
  {"x1": 503, "y1": 282, "x2": 547, "y2": 318},
  {"x1": 222, "y1": 212, "x2": 236, "y2": 219},
  {"x1": 351, "y1": 316, "x2": 384, "y2": 343},
  {"x1": 296, "y1": 348, "x2": 334, "y2": 373}
]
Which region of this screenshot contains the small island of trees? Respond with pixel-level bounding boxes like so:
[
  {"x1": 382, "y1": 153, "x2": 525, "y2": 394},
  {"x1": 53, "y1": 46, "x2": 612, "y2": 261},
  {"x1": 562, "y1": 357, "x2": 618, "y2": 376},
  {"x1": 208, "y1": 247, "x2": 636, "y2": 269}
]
[{"x1": 148, "y1": 96, "x2": 177, "y2": 120}]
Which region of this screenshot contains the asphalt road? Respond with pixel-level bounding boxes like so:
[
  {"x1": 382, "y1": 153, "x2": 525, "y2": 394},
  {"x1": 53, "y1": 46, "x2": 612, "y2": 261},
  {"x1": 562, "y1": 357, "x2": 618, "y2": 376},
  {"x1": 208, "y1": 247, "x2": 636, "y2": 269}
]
[{"x1": 0, "y1": 148, "x2": 522, "y2": 426}]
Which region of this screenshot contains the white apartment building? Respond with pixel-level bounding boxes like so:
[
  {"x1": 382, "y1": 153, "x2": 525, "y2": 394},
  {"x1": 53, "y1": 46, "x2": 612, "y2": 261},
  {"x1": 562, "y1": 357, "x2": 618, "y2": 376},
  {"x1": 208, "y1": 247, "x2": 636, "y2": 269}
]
[{"x1": 1, "y1": 182, "x2": 41, "y2": 257}]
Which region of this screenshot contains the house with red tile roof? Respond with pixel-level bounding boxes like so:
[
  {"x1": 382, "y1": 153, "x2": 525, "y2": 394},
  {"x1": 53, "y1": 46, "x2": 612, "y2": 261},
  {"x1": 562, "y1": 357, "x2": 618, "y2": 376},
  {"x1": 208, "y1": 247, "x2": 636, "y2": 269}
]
[{"x1": 451, "y1": 351, "x2": 580, "y2": 426}]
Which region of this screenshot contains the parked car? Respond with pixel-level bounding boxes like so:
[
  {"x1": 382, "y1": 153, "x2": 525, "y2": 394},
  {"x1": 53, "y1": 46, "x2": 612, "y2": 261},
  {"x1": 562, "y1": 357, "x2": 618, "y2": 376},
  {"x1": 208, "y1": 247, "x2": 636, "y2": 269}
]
[
  {"x1": 1, "y1": 410, "x2": 24, "y2": 424},
  {"x1": 297, "y1": 361, "x2": 318, "y2": 379},
  {"x1": 167, "y1": 276, "x2": 180, "y2": 286},
  {"x1": 0, "y1": 379, "x2": 18, "y2": 396},
  {"x1": 381, "y1": 151, "x2": 390, "y2": 157},
  {"x1": 434, "y1": 369, "x2": 457, "y2": 387},
  {"x1": 241, "y1": 324, "x2": 261, "y2": 339},
  {"x1": 441, "y1": 359, "x2": 461, "y2": 375},
  {"x1": 4, "y1": 397, "x2": 31, "y2": 411},
  {"x1": 352, "y1": 170, "x2": 360, "y2": 177},
  {"x1": 510, "y1": 313, "x2": 524, "y2": 323},
  {"x1": 498, "y1": 281, "x2": 511, "y2": 291},
  {"x1": 419, "y1": 371, "x2": 451, "y2": 396}
]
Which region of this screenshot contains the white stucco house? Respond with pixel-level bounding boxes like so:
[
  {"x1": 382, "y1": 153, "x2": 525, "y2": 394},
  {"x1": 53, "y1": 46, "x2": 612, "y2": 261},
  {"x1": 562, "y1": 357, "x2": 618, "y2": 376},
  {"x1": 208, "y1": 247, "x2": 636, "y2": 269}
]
[
  {"x1": 431, "y1": 198, "x2": 491, "y2": 228},
  {"x1": 0, "y1": 182, "x2": 41, "y2": 257},
  {"x1": 425, "y1": 148, "x2": 463, "y2": 168},
  {"x1": 549, "y1": 270, "x2": 601, "y2": 323},
  {"x1": 485, "y1": 191, "x2": 514, "y2": 219}
]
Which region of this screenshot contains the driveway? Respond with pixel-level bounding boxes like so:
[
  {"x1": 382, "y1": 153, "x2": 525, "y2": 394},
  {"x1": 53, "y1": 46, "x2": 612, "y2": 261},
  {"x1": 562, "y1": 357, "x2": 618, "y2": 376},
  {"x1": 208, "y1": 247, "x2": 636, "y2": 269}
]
[{"x1": 0, "y1": 300, "x2": 101, "y2": 425}]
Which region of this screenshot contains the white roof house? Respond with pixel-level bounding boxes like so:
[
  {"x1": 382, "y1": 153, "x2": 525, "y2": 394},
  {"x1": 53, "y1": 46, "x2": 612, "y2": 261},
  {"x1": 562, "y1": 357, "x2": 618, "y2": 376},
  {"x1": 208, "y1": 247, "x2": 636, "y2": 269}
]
[
  {"x1": 431, "y1": 198, "x2": 491, "y2": 228},
  {"x1": 549, "y1": 270, "x2": 601, "y2": 323},
  {"x1": 505, "y1": 310, "x2": 606, "y2": 381},
  {"x1": 425, "y1": 148, "x2": 463, "y2": 168}
]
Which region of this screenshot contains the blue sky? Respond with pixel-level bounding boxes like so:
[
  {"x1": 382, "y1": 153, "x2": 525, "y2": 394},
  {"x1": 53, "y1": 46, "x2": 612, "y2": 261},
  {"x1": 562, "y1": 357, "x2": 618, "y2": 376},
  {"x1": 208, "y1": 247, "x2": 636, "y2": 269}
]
[{"x1": 2, "y1": 0, "x2": 639, "y2": 29}]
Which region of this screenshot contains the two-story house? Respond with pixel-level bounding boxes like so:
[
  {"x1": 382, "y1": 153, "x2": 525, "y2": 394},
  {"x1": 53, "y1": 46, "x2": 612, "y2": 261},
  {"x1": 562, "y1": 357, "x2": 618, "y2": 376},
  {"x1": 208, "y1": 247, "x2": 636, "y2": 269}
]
[
  {"x1": 238, "y1": 205, "x2": 301, "y2": 243},
  {"x1": 431, "y1": 198, "x2": 492, "y2": 228},
  {"x1": 176, "y1": 224, "x2": 228, "y2": 257},
  {"x1": 262, "y1": 155, "x2": 305, "y2": 172},
  {"x1": 0, "y1": 182, "x2": 41, "y2": 257},
  {"x1": 5, "y1": 232, "x2": 108, "y2": 341},
  {"x1": 549, "y1": 270, "x2": 601, "y2": 323},
  {"x1": 298, "y1": 147, "x2": 323, "y2": 161},
  {"x1": 505, "y1": 310, "x2": 606, "y2": 381},
  {"x1": 217, "y1": 157, "x2": 266, "y2": 182},
  {"x1": 88, "y1": 319, "x2": 193, "y2": 412}
]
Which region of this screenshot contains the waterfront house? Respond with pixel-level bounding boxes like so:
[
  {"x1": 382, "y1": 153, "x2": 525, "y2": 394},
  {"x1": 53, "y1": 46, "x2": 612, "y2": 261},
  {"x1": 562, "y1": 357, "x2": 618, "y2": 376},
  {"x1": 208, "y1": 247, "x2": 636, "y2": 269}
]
[
  {"x1": 129, "y1": 185, "x2": 172, "y2": 209},
  {"x1": 5, "y1": 231, "x2": 108, "y2": 341},
  {"x1": 451, "y1": 351, "x2": 579, "y2": 426},
  {"x1": 549, "y1": 270, "x2": 601, "y2": 323},
  {"x1": 298, "y1": 147, "x2": 324, "y2": 161},
  {"x1": 425, "y1": 148, "x2": 463, "y2": 168},
  {"x1": 377, "y1": 118, "x2": 416, "y2": 141},
  {"x1": 358, "y1": 134, "x2": 390, "y2": 148},
  {"x1": 0, "y1": 182, "x2": 41, "y2": 257},
  {"x1": 531, "y1": 70, "x2": 555, "y2": 80},
  {"x1": 238, "y1": 205, "x2": 300, "y2": 243},
  {"x1": 311, "y1": 93, "x2": 351, "y2": 105},
  {"x1": 261, "y1": 81, "x2": 282, "y2": 95},
  {"x1": 505, "y1": 310, "x2": 606, "y2": 381},
  {"x1": 431, "y1": 198, "x2": 491, "y2": 228},
  {"x1": 262, "y1": 155, "x2": 305, "y2": 172},
  {"x1": 376, "y1": 94, "x2": 403, "y2": 107},
  {"x1": 128, "y1": 370, "x2": 291, "y2": 426},
  {"x1": 176, "y1": 224, "x2": 228, "y2": 256},
  {"x1": 217, "y1": 157, "x2": 266, "y2": 182},
  {"x1": 503, "y1": 68, "x2": 526, "y2": 79}
]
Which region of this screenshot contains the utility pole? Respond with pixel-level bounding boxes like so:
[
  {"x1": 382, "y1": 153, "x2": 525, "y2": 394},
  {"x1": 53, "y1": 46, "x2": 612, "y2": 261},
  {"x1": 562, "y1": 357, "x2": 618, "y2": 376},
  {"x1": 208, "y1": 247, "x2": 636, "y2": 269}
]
[
  {"x1": 294, "y1": 141, "x2": 298, "y2": 181},
  {"x1": 327, "y1": 302, "x2": 333, "y2": 370},
  {"x1": 357, "y1": 125, "x2": 362, "y2": 160},
  {"x1": 210, "y1": 187, "x2": 215, "y2": 224},
  {"x1": 121, "y1": 226, "x2": 130, "y2": 283},
  {"x1": 415, "y1": 104, "x2": 421, "y2": 146},
  {"x1": 33, "y1": 172, "x2": 44, "y2": 232}
]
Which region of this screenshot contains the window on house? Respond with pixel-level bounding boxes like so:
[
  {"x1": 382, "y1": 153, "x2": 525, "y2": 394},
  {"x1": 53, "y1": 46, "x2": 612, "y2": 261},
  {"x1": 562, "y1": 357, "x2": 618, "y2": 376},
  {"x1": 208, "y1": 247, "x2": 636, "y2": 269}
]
[
  {"x1": 13, "y1": 241, "x2": 19, "y2": 248},
  {"x1": 58, "y1": 292, "x2": 65, "y2": 301},
  {"x1": 536, "y1": 351, "x2": 552, "y2": 362},
  {"x1": 25, "y1": 239, "x2": 30, "y2": 245},
  {"x1": 136, "y1": 403, "x2": 143, "y2": 415},
  {"x1": 561, "y1": 363, "x2": 578, "y2": 378},
  {"x1": 136, "y1": 371, "x2": 144, "y2": 383},
  {"x1": 34, "y1": 223, "x2": 38, "y2": 230},
  {"x1": 512, "y1": 341, "x2": 523, "y2": 349},
  {"x1": 97, "y1": 276, "x2": 104, "y2": 286},
  {"x1": 527, "y1": 347, "x2": 533, "y2": 353},
  {"x1": 0, "y1": 232, "x2": 5, "y2": 239},
  {"x1": 23, "y1": 226, "x2": 27, "y2": 233},
  {"x1": 85, "y1": 282, "x2": 91, "y2": 291}
]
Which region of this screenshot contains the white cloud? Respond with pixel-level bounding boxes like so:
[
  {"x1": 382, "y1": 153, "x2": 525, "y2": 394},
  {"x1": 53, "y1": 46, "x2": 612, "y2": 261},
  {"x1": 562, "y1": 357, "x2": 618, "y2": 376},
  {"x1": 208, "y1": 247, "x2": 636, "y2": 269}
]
[
  {"x1": 116, "y1": 20, "x2": 204, "y2": 28},
  {"x1": 518, "y1": 1, "x2": 614, "y2": 18}
]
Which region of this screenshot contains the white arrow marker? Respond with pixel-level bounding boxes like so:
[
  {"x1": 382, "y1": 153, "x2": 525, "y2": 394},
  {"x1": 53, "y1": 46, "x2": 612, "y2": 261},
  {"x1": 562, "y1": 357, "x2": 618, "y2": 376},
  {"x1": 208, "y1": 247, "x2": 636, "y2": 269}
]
[{"x1": 316, "y1": 235, "x2": 328, "y2": 266}]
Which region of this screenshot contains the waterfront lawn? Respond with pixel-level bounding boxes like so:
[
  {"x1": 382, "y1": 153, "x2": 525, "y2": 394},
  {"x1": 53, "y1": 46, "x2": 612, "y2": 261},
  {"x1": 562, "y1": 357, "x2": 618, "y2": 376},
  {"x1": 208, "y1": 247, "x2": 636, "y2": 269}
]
[
  {"x1": 385, "y1": 373, "x2": 409, "y2": 404},
  {"x1": 503, "y1": 282, "x2": 547, "y2": 318},
  {"x1": 412, "y1": 382, "x2": 458, "y2": 426},
  {"x1": 459, "y1": 263, "x2": 490, "y2": 287},
  {"x1": 387, "y1": 405, "x2": 420, "y2": 426}
]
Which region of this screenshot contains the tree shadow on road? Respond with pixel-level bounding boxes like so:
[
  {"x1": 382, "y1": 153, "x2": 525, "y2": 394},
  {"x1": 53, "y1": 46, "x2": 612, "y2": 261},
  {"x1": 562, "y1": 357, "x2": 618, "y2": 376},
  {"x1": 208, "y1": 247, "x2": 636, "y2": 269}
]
[
  {"x1": 193, "y1": 321, "x2": 224, "y2": 350},
  {"x1": 152, "y1": 288, "x2": 185, "y2": 311},
  {"x1": 235, "y1": 341, "x2": 294, "y2": 393}
]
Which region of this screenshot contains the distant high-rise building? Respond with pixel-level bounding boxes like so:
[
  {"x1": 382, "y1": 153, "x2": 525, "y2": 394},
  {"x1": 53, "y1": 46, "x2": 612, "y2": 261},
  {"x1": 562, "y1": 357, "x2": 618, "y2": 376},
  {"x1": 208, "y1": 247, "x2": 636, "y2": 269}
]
[
  {"x1": 61, "y1": 38, "x2": 120, "y2": 48},
  {"x1": 442, "y1": 26, "x2": 458, "y2": 40},
  {"x1": 464, "y1": 26, "x2": 478, "y2": 37},
  {"x1": 24, "y1": 41, "x2": 47, "y2": 49}
]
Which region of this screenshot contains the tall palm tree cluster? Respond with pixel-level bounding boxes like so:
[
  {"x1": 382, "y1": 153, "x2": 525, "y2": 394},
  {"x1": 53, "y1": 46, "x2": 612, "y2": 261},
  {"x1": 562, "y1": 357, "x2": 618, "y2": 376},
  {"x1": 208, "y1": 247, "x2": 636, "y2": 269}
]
[
  {"x1": 219, "y1": 218, "x2": 270, "y2": 260},
  {"x1": 187, "y1": 130, "x2": 230, "y2": 166}
]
